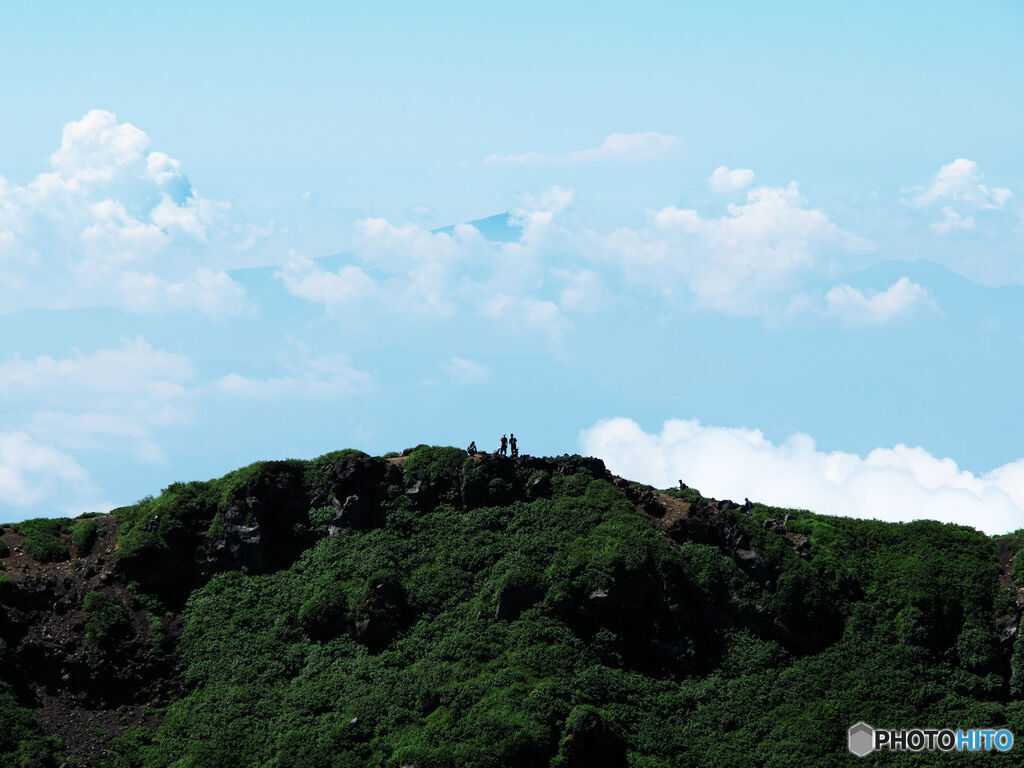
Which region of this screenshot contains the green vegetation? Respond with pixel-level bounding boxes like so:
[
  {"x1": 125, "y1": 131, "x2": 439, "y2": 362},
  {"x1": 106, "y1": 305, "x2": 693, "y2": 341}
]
[
  {"x1": 403, "y1": 444, "x2": 467, "y2": 486},
  {"x1": 14, "y1": 517, "x2": 71, "y2": 563},
  {"x1": 83, "y1": 591, "x2": 132, "y2": 655},
  {"x1": 2, "y1": 448, "x2": 1023, "y2": 766},
  {"x1": 71, "y1": 517, "x2": 99, "y2": 556},
  {"x1": 0, "y1": 681, "x2": 62, "y2": 766},
  {"x1": 0, "y1": 538, "x2": 8, "y2": 558}
]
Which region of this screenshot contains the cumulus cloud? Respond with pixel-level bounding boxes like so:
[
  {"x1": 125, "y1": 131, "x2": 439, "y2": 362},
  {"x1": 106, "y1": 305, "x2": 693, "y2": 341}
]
[
  {"x1": 913, "y1": 158, "x2": 1013, "y2": 209},
  {"x1": 825, "y1": 277, "x2": 933, "y2": 325},
  {"x1": 581, "y1": 417, "x2": 1024, "y2": 535},
  {"x1": 603, "y1": 181, "x2": 863, "y2": 315},
  {"x1": 708, "y1": 166, "x2": 755, "y2": 193},
  {"x1": 278, "y1": 179, "x2": 869, "y2": 330},
  {"x1": 443, "y1": 356, "x2": 491, "y2": 385},
  {"x1": 484, "y1": 132, "x2": 678, "y2": 166},
  {"x1": 275, "y1": 252, "x2": 379, "y2": 312},
  {"x1": 277, "y1": 188, "x2": 579, "y2": 345},
  {"x1": 0, "y1": 110, "x2": 249, "y2": 316},
  {"x1": 0, "y1": 432, "x2": 92, "y2": 509}
]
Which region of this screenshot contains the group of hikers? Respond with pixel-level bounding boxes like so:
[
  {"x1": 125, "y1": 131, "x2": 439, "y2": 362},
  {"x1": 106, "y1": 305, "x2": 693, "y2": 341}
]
[{"x1": 466, "y1": 433, "x2": 519, "y2": 459}]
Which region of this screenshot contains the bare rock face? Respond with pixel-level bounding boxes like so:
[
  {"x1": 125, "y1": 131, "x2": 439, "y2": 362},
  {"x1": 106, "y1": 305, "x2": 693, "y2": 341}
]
[
  {"x1": 211, "y1": 461, "x2": 309, "y2": 574},
  {"x1": 662, "y1": 499, "x2": 774, "y2": 585},
  {"x1": 328, "y1": 459, "x2": 403, "y2": 533}
]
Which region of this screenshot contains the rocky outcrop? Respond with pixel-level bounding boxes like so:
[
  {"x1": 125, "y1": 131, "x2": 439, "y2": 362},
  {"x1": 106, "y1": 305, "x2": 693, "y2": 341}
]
[
  {"x1": 663, "y1": 500, "x2": 772, "y2": 585},
  {"x1": 326, "y1": 458, "x2": 403, "y2": 533},
  {"x1": 209, "y1": 461, "x2": 309, "y2": 574}
]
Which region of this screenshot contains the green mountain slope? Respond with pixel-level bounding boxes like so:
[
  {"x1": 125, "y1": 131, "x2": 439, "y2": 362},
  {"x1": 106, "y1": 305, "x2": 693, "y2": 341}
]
[{"x1": 1, "y1": 446, "x2": 1023, "y2": 767}]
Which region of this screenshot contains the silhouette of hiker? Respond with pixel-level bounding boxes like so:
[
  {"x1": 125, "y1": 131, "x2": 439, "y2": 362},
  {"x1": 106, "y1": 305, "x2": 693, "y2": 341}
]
[
  {"x1": 500, "y1": 433, "x2": 508, "y2": 456},
  {"x1": 509, "y1": 434, "x2": 518, "y2": 459},
  {"x1": 467, "y1": 441, "x2": 477, "y2": 455}
]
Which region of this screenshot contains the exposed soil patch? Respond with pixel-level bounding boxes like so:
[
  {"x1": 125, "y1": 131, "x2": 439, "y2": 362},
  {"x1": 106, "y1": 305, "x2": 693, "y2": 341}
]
[{"x1": 650, "y1": 491, "x2": 691, "y2": 532}]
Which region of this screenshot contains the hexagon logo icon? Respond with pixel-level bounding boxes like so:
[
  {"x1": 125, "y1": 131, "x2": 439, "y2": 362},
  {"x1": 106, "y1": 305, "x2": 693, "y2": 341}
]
[{"x1": 848, "y1": 722, "x2": 875, "y2": 757}]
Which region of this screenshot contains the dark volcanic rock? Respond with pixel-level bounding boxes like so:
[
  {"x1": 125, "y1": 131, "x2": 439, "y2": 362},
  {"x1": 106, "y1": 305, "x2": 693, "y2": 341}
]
[
  {"x1": 211, "y1": 461, "x2": 308, "y2": 574},
  {"x1": 326, "y1": 458, "x2": 402, "y2": 533},
  {"x1": 557, "y1": 707, "x2": 627, "y2": 768},
  {"x1": 495, "y1": 585, "x2": 542, "y2": 621},
  {"x1": 665, "y1": 500, "x2": 771, "y2": 583}
]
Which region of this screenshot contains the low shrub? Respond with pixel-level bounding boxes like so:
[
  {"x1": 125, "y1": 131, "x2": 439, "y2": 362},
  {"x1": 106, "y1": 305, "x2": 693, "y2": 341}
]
[
  {"x1": 24, "y1": 534, "x2": 68, "y2": 563},
  {"x1": 83, "y1": 592, "x2": 132, "y2": 654},
  {"x1": 299, "y1": 581, "x2": 349, "y2": 639},
  {"x1": 15, "y1": 518, "x2": 71, "y2": 563},
  {"x1": 404, "y1": 445, "x2": 467, "y2": 485},
  {"x1": 71, "y1": 518, "x2": 98, "y2": 556}
]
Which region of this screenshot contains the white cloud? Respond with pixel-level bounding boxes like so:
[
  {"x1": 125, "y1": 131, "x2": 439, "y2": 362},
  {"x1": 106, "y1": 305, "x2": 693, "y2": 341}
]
[
  {"x1": 931, "y1": 206, "x2": 975, "y2": 234},
  {"x1": 0, "y1": 338, "x2": 197, "y2": 463},
  {"x1": 708, "y1": 166, "x2": 755, "y2": 193},
  {"x1": 825, "y1": 277, "x2": 933, "y2": 325},
  {"x1": 515, "y1": 187, "x2": 575, "y2": 217},
  {"x1": 0, "y1": 338, "x2": 194, "y2": 397},
  {"x1": 443, "y1": 356, "x2": 491, "y2": 384},
  {"x1": 117, "y1": 267, "x2": 252, "y2": 317},
  {"x1": 482, "y1": 294, "x2": 569, "y2": 345},
  {"x1": 0, "y1": 110, "x2": 249, "y2": 316},
  {"x1": 216, "y1": 348, "x2": 372, "y2": 400},
  {"x1": 275, "y1": 252, "x2": 379, "y2": 312},
  {"x1": 276, "y1": 180, "x2": 871, "y2": 332},
  {"x1": 581, "y1": 417, "x2": 1024, "y2": 535},
  {"x1": 553, "y1": 268, "x2": 609, "y2": 313},
  {"x1": 913, "y1": 158, "x2": 1013, "y2": 210},
  {"x1": 603, "y1": 181, "x2": 862, "y2": 315},
  {"x1": 564, "y1": 132, "x2": 679, "y2": 162},
  {"x1": 276, "y1": 188, "x2": 581, "y2": 346},
  {"x1": 49, "y1": 109, "x2": 150, "y2": 183},
  {"x1": 0, "y1": 432, "x2": 91, "y2": 509},
  {"x1": 0, "y1": 336, "x2": 199, "y2": 507},
  {"x1": 484, "y1": 132, "x2": 678, "y2": 166}
]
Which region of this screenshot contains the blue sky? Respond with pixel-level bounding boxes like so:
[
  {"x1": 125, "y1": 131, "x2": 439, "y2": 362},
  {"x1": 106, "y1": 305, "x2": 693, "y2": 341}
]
[{"x1": 1, "y1": 2, "x2": 1023, "y2": 532}]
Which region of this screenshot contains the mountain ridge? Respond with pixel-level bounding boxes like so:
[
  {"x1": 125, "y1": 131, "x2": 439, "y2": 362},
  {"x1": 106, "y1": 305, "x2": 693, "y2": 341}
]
[{"x1": 1, "y1": 446, "x2": 1023, "y2": 766}]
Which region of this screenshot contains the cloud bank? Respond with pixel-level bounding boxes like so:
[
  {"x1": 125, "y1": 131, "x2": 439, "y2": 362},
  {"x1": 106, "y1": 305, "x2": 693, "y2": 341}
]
[
  {"x1": 603, "y1": 182, "x2": 866, "y2": 315},
  {"x1": 0, "y1": 110, "x2": 250, "y2": 316},
  {"x1": 581, "y1": 417, "x2": 1024, "y2": 535}
]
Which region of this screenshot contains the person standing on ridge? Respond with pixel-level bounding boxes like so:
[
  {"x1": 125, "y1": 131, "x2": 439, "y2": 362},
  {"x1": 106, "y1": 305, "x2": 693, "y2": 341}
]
[
  {"x1": 467, "y1": 441, "x2": 477, "y2": 455},
  {"x1": 509, "y1": 434, "x2": 518, "y2": 459},
  {"x1": 500, "y1": 433, "x2": 508, "y2": 456}
]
